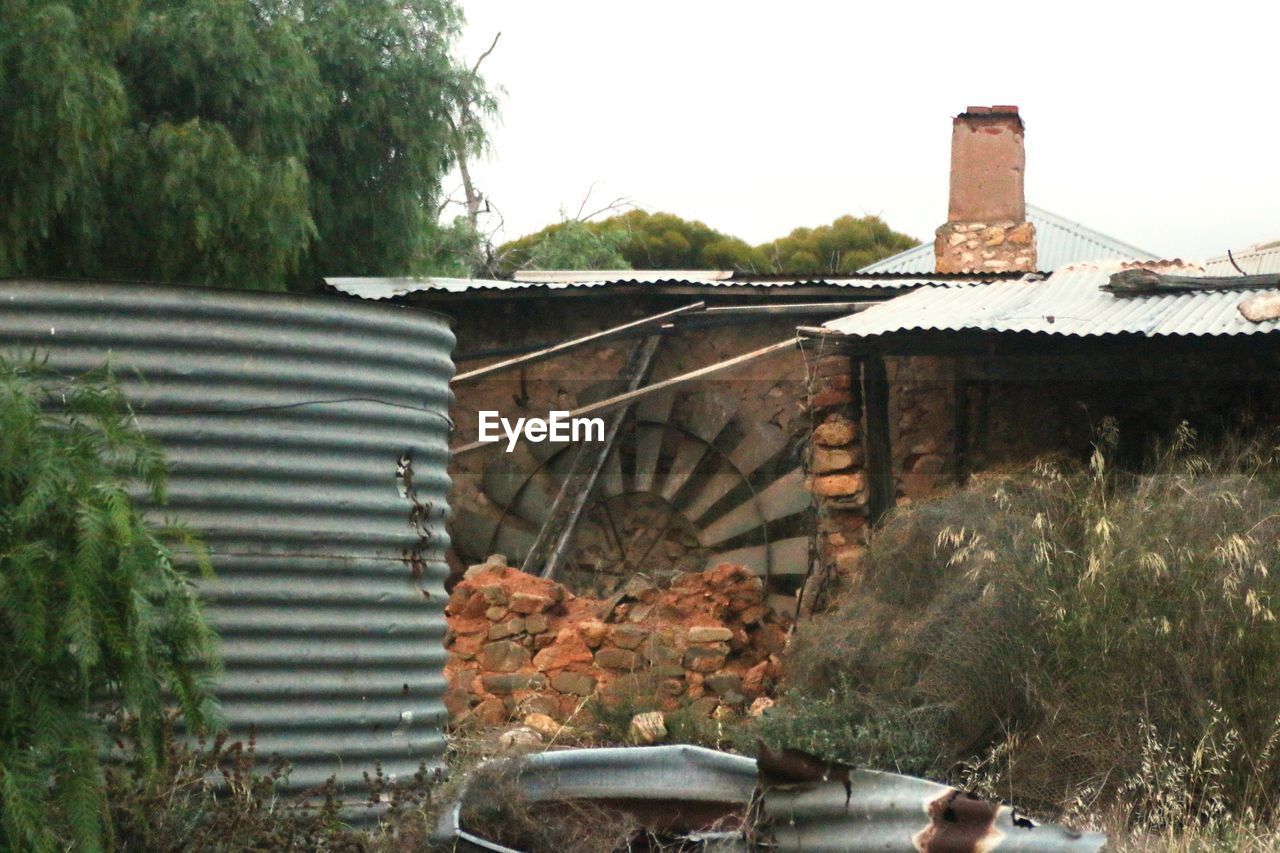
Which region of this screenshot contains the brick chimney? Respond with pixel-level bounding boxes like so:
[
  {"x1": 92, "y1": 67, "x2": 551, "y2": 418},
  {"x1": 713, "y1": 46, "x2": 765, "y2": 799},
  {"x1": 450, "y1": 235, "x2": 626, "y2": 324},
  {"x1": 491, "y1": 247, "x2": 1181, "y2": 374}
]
[{"x1": 934, "y1": 106, "x2": 1036, "y2": 274}]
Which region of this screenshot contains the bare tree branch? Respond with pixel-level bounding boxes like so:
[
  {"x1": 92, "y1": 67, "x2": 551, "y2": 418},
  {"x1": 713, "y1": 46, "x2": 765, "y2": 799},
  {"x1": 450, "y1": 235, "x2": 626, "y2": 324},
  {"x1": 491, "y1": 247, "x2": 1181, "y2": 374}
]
[{"x1": 471, "y1": 32, "x2": 501, "y2": 75}]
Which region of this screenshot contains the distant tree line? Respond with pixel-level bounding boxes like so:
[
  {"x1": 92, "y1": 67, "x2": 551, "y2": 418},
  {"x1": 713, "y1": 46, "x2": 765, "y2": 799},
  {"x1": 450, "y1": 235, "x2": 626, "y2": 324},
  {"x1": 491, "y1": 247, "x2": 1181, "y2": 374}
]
[{"x1": 495, "y1": 209, "x2": 919, "y2": 277}]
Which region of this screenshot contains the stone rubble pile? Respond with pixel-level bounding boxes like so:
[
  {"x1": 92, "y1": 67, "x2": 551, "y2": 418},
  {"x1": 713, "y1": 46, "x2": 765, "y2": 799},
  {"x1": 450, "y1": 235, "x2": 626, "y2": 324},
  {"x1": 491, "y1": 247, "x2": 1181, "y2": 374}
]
[{"x1": 443, "y1": 557, "x2": 789, "y2": 728}]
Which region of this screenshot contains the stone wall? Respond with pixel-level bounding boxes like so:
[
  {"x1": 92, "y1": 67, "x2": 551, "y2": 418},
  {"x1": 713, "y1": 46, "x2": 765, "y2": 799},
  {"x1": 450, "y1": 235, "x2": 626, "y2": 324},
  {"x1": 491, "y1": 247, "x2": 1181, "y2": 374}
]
[
  {"x1": 443, "y1": 559, "x2": 789, "y2": 728},
  {"x1": 934, "y1": 221, "x2": 1035, "y2": 274},
  {"x1": 802, "y1": 354, "x2": 869, "y2": 603},
  {"x1": 803, "y1": 347, "x2": 1280, "y2": 593}
]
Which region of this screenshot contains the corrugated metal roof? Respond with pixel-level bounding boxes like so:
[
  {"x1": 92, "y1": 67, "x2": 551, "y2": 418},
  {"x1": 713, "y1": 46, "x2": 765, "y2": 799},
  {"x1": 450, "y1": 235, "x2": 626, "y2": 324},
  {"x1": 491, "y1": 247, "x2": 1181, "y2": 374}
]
[
  {"x1": 325, "y1": 274, "x2": 974, "y2": 299},
  {"x1": 1205, "y1": 243, "x2": 1280, "y2": 275},
  {"x1": 859, "y1": 205, "x2": 1157, "y2": 273},
  {"x1": 824, "y1": 259, "x2": 1280, "y2": 340},
  {"x1": 513, "y1": 269, "x2": 734, "y2": 283}
]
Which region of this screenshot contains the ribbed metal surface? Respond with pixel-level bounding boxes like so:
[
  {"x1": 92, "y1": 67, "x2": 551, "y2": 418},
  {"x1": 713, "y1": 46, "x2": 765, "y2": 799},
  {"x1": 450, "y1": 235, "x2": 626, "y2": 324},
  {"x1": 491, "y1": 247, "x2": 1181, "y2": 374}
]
[
  {"x1": 764, "y1": 769, "x2": 1106, "y2": 851},
  {"x1": 324, "y1": 274, "x2": 942, "y2": 300},
  {"x1": 1205, "y1": 244, "x2": 1280, "y2": 275},
  {"x1": 860, "y1": 204, "x2": 1156, "y2": 273},
  {"x1": 825, "y1": 260, "x2": 1280, "y2": 340},
  {"x1": 0, "y1": 279, "x2": 454, "y2": 796},
  {"x1": 436, "y1": 745, "x2": 1105, "y2": 852}
]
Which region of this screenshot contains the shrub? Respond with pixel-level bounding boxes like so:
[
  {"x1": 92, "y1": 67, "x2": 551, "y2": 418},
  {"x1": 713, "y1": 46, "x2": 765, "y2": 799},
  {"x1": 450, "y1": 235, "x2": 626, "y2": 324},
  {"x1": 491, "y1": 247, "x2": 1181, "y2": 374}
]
[
  {"x1": 0, "y1": 359, "x2": 219, "y2": 851},
  {"x1": 778, "y1": 424, "x2": 1280, "y2": 828}
]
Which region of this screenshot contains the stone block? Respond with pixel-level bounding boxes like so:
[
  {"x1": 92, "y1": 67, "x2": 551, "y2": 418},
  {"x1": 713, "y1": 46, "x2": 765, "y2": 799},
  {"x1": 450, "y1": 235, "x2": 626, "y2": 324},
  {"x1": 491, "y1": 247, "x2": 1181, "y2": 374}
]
[
  {"x1": 509, "y1": 592, "x2": 554, "y2": 614},
  {"x1": 809, "y1": 472, "x2": 865, "y2": 497},
  {"x1": 595, "y1": 647, "x2": 643, "y2": 671},
  {"x1": 813, "y1": 416, "x2": 857, "y2": 446},
  {"x1": 549, "y1": 670, "x2": 596, "y2": 696},
  {"x1": 488, "y1": 618, "x2": 525, "y2": 640},
  {"x1": 480, "y1": 640, "x2": 529, "y2": 673},
  {"x1": 687, "y1": 626, "x2": 733, "y2": 643}
]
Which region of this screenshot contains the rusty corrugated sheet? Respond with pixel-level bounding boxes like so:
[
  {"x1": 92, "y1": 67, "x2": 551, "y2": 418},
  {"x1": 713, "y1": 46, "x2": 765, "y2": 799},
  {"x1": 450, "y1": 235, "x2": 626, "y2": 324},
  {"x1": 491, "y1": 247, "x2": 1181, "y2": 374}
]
[
  {"x1": 763, "y1": 769, "x2": 1106, "y2": 851},
  {"x1": 436, "y1": 745, "x2": 1106, "y2": 852},
  {"x1": 824, "y1": 259, "x2": 1280, "y2": 341},
  {"x1": 0, "y1": 279, "x2": 454, "y2": 798}
]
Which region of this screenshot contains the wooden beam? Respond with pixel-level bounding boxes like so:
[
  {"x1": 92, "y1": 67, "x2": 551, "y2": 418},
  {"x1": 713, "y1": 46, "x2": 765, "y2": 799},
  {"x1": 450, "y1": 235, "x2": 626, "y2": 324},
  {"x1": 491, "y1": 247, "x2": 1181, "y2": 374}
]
[
  {"x1": 450, "y1": 301, "x2": 704, "y2": 384},
  {"x1": 450, "y1": 337, "x2": 800, "y2": 456},
  {"x1": 1107, "y1": 269, "x2": 1280, "y2": 295},
  {"x1": 861, "y1": 356, "x2": 895, "y2": 523},
  {"x1": 526, "y1": 335, "x2": 662, "y2": 581}
]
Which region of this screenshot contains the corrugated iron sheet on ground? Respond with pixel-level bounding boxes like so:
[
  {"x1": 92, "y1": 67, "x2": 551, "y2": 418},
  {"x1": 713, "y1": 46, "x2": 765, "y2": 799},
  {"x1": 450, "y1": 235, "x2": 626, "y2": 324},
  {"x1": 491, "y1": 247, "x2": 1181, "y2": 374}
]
[
  {"x1": 436, "y1": 744, "x2": 1105, "y2": 852},
  {"x1": 824, "y1": 259, "x2": 1280, "y2": 341},
  {"x1": 859, "y1": 204, "x2": 1156, "y2": 274},
  {"x1": 436, "y1": 744, "x2": 756, "y2": 851},
  {"x1": 0, "y1": 279, "x2": 454, "y2": 798}
]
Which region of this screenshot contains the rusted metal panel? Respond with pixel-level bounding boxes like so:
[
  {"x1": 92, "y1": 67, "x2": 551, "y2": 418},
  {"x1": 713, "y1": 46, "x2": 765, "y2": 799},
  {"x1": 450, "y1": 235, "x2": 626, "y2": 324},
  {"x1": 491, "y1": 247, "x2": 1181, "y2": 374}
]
[
  {"x1": 435, "y1": 745, "x2": 756, "y2": 851},
  {"x1": 436, "y1": 745, "x2": 1105, "y2": 852},
  {"x1": 0, "y1": 279, "x2": 454, "y2": 797},
  {"x1": 762, "y1": 769, "x2": 1107, "y2": 851}
]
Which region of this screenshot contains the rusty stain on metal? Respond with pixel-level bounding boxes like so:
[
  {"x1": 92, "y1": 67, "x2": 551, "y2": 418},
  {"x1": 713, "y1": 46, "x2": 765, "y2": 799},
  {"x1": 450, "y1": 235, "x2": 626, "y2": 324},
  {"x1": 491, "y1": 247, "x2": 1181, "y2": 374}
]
[{"x1": 913, "y1": 788, "x2": 1002, "y2": 852}]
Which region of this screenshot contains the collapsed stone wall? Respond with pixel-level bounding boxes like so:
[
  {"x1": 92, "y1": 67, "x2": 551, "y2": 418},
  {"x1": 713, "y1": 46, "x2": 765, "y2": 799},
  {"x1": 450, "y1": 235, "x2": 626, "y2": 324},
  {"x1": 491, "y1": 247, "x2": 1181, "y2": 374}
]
[{"x1": 443, "y1": 560, "x2": 789, "y2": 728}]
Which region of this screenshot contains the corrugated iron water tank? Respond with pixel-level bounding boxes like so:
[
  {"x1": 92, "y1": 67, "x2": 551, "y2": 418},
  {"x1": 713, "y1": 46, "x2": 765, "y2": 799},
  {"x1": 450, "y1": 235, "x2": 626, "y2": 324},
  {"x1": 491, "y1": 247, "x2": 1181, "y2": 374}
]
[{"x1": 0, "y1": 279, "x2": 454, "y2": 799}]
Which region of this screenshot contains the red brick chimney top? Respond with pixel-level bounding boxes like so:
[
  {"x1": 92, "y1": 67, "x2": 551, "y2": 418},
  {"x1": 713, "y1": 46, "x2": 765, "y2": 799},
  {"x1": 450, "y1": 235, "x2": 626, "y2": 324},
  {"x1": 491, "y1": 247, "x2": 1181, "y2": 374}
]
[{"x1": 947, "y1": 105, "x2": 1026, "y2": 222}]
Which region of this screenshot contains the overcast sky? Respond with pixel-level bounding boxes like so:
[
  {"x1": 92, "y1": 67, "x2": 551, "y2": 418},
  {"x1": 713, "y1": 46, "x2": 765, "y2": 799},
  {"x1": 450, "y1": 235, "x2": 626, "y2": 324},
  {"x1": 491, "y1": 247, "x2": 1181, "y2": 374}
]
[{"x1": 451, "y1": 1, "x2": 1280, "y2": 261}]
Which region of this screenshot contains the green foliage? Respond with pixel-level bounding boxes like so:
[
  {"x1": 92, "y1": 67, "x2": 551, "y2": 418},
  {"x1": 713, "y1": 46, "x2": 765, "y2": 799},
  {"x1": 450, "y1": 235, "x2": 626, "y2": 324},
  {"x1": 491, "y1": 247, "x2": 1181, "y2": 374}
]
[
  {"x1": 505, "y1": 218, "x2": 631, "y2": 273},
  {"x1": 419, "y1": 216, "x2": 487, "y2": 278},
  {"x1": 497, "y1": 210, "x2": 918, "y2": 276},
  {"x1": 749, "y1": 677, "x2": 946, "y2": 778},
  {"x1": 0, "y1": 359, "x2": 219, "y2": 852},
  {"x1": 2, "y1": 0, "x2": 488, "y2": 290},
  {"x1": 782, "y1": 425, "x2": 1280, "y2": 827},
  {"x1": 757, "y1": 214, "x2": 918, "y2": 275}
]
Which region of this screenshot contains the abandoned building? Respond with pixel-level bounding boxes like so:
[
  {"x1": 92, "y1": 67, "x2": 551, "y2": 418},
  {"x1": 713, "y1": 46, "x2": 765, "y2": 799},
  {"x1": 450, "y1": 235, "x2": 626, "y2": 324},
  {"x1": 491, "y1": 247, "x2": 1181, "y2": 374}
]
[
  {"x1": 327, "y1": 105, "x2": 1206, "y2": 627},
  {"x1": 803, "y1": 110, "x2": 1280, "y2": 593}
]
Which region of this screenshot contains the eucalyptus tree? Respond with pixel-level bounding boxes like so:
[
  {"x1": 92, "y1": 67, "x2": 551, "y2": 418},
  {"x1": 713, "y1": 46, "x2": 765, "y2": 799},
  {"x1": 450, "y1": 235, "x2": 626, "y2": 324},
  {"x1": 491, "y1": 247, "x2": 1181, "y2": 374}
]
[{"x1": 1, "y1": 0, "x2": 490, "y2": 290}]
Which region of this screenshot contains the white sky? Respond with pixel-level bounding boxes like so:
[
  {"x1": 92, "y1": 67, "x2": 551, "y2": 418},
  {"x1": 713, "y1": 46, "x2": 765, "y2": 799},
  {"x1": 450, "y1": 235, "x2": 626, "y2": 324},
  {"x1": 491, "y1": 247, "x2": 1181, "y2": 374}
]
[{"x1": 451, "y1": 1, "x2": 1280, "y2": 261}]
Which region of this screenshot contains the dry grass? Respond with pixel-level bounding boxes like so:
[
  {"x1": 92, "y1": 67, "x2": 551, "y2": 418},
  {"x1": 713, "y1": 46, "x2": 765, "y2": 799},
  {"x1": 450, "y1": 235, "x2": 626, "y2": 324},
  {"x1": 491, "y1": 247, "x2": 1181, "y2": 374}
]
[{"x1": 775, "y1": 423, "x2": 1280, "y2": 840}]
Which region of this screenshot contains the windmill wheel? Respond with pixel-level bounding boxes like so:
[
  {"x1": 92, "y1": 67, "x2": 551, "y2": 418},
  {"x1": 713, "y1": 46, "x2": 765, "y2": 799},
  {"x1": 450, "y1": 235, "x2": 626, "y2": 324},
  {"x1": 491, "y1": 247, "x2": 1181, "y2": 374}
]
[{"x1": 452, "y1": 386, "x2": 812, "y2": 607}]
